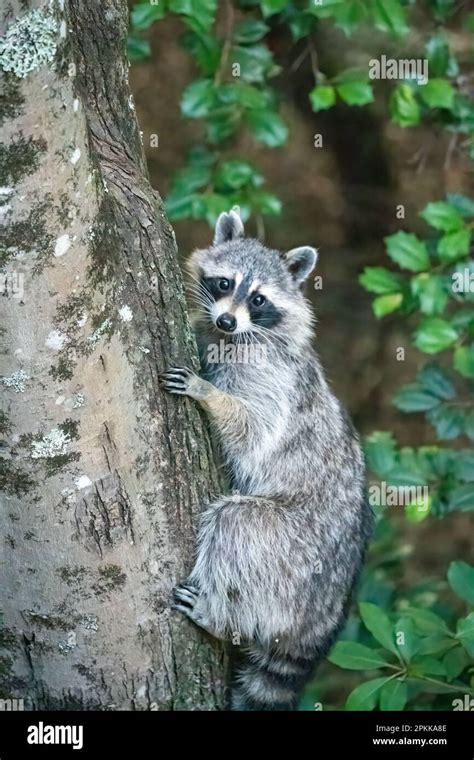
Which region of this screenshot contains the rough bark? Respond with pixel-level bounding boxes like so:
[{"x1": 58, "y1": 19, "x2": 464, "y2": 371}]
[{"x1": 0, "y1": 0, "x2": 226, "y2": 710}]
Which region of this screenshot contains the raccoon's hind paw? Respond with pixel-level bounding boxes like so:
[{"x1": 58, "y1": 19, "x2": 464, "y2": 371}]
[
  {"x1": 173, "y1": 582, "x2": 199, "y2": 612},
  {"x1": 172, "y1": 583, "x2": 222, "y2": 639}
]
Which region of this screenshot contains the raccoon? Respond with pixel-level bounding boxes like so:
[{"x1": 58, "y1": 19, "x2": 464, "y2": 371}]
[{"x1": 160, "y1": 208, "x2": 373, "y2": 711}]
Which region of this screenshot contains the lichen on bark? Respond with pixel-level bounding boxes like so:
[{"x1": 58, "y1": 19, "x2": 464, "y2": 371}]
[{"x1": 0, "y1": 7, "x2": 58, "y2": 78}]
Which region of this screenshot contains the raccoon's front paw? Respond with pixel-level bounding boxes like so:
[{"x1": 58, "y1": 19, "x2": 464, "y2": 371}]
[
  {"x1": 160, "y1": 366, "x2": 194, "y2": 395},
  {"x1": 160, "y1": 367, "x2": 210, "y2": 400}
]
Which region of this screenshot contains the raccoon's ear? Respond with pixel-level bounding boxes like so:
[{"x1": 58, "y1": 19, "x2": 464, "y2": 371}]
[
  {"x1": 214, "y1": 206, "x2": 244, "y2": 245},
  {"x1": 284, "y1": 246, "x2": 318, "y2": 285}
]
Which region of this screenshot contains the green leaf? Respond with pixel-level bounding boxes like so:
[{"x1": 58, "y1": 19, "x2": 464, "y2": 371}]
[
  {"x1": 206, "y1": 107, "x2": 240, "y2": 143},
  {"x1": 427, "y1": 406, "x2": 463, "y2": 440},
  {"x1": 446, "y1": 193, "x2": 474, "y2": 217},
  {"x1": 390, "y1": 84, "x2": 421, "y2": 127},
  {"x1": 406, "y1": 677, "x2": 455, "y2": 695},
  {"x1": 386, "y1": 467, "x2": 428, "y2": 488},
  {"x1": 422, "y1": 448, "x2": 456, "y2": 479},
  {"x1": 454, "y1": 345, "x2": 474, "y2": 379},
  {"x1": 170, "y1": 165, "x2": 212, "y2": 194},
  {"x1": 394, "y1": 618, "x2": 421, "y2": 662},
  {"x1": 309, "y1": 85, "x2": 336, "y2": 112},
  {"x1": 417, "y1": 363, "x2": 455, "y2": 400},
  {"x1": 397, "y1": 448, "x2": 432, "y2": 480},
  {"x1": 345, "y1": 677, "x2": 388, "y2": 710},
  {"x1": 359, "y1": 267, "x2": 403, "y2": 295},
  {"x1": 187, "y1": 145, "x2": 217, "y2": 167},
  {"x1": 194, "y1": 192, "x2": 232, "y2": 225},
  {"x1": 307, "y1": 0, "x2": 345, "y2": 18},
  {"x1": 385, "y1": 232, "x2": 429, "y2": 272},
  {"x1": 453, "y1": 451, "x2": 474, "y2": 482},
  {"x1": 181, "y1": 30, "x2": 221, "y2": 75},
  {"x1": 214, "y1": 160, "x2": 261, "y2": 191},
  {"x1": 405, "y1": 492, "x2": 432, "y2": 523},
  {"x1": 217, "y1": 83, "x2": 271, "y2": 110},
  {"x1": 127, "y1": 34, "x2": 151, "y2": 61},
  {"x1": 426, "y1": 35, "x2": 451, "y2": 77},
  {"x1": 379, "y1": 679, "x2": 408, "y2": 711},
  {"x1": 443, "y1": 646, "x2": 469, "y2": 680},
  {"x1": 457, "y1": 613, "x2": 474, "y2": 657},
  {"x1": 360, "y1": 602, "x2": 398, "y2": 655},
  {"x1": 260, "y1": 0, "x2": 288, "y2": 17},
  {"x1": 464, "y1": 12, "x2": 474, "y2": 31},
  {"x1": 337, "y1": 81, "x2": 374, "y2": 106},
  {"x1": 420, "y1": 79, "x2": 455, "y2": 110},
  {"x1": 448, "y1": 561, "x2": 474, "y2": 604},
  {"x1": 430, "y1": 0, "x2": 457, "y2": 23},
  {"x1": 324, "y1": 1, "x2": 368, "y2": 35},
  {"x1": 231, "y1": 44, "x2": 276, "y2": 83},
  {"x1": 234, "y1": 20, "x2": 269, "y2": 44},
  {"x1": 410, "y1": 273, "x2": 448, "y2": 316},
  {"x1": 373, "y1": 293, "x2": 403, "y2": 318},
  {"x1": 165, "y1": 193, "x2": 198, "y2": 220},
  {"x1": 181, "y1": 78, "x2": 215, "y2": 118},
  {"x1": 410, "y1": 655, "x2": 447, "y2": 676},
  {"x1": 466, "y1": 410, "x2": 474, "y2": 441},
  {"x1": 328, "y1": 641, "x2": 392, "y2": 670},
  {"x1": 437, "y1": 228, "x2": 471, "y2": 263},
  {"x1": 169, "y1": 0, "x2": 217, "y2": 33},
  {"x1": 371, "y1": 0, "x2": 408, "y2": 36},
  {"x1": 131, "y1": 2, "x2": 166, "y2": 29},
  {"x1": 365, "y1": 432, "x2": 397, "y2": 477},
  {"x1": 250, "y1": 190, "x2": 282, "y2": 215},
  {"x1": 246, "y1": 109, "x2": 288, "y2": 147},
  {"x1": 393, "y1": 385, "x2": 440, "y2": 412},
  {"x1": 404, "y1": 607, "x2": 449, "y2": 635},
  {"x1": 288, "y1": 11, "x2": 315, "y2": 41},
  {"x1": 418, "y1": 634, "x2": 455, "y2": 655},
  {"x1": 333, "y1": 67, "x2": 372, "y2": 85},
  {"x1": 450, "y1": 305, "x2": 474, "y2": 332},
  {"x1": 414, "y1": 318, "x2": 458, "y2": 354},
  {"x1": 449, "y1": 484, "x2": 474, "y2": 511},
  {"x1": 420, "y1": 201, "x2": 464, "y2": 232}
]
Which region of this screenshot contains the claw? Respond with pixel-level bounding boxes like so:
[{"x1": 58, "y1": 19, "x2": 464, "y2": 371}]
[
  {"x1": 180, "y1": 583, "x2": 199, "y2": 595},
  {"x1": 168, "y1": 367, "x2": 190, "y2": 375},
  {"x1": 173, "y1": 585, "x2": 198, "y2": 609},
  {"x1": 172, "y1": 603, "x2": 193, "y2": 615},
  {"x1": 160, "y1": 367, "x2": 192, "y2": 395}
]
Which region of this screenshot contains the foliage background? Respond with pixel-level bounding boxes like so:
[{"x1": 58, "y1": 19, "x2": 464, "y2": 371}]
[{"x1": 127, "y1": 0, "x2": 474, "y2": 710}]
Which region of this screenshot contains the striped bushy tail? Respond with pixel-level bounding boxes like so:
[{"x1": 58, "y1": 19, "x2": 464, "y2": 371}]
[{"x1": 230, "y1": 644, "x2": 315, "y2": 711}]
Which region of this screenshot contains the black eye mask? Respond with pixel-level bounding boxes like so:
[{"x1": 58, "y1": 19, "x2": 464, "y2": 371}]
[
  {"x1": 248, "y1": 298, "x2": 284, "y2": 329},
  {"x1": 201, "y1": 277, "x2": 235, "y2": 301}
]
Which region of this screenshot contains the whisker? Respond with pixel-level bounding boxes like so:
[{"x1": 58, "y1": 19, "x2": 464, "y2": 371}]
[
  {"x1": 248, "y1": 324, "x2": 291, "y2": 353},
  {"x1": 186, "y1": 285, "x2": 213, "y2": 303}
]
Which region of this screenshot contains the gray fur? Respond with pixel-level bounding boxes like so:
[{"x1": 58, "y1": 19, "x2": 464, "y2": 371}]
[
  {"x1": 214, "y1": 206, "x2": 244, "y2": 245},
  {"x1": 161, "y1": 210, "x2": 373, "y2": 711},
  {"x1": 284, "y1": 246, "x2": 319, "y2": 285}
]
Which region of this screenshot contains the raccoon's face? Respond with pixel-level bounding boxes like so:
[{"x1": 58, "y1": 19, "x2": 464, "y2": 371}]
[{"x1": 187, "y1": 208, "x2": 318, "y2": 347}]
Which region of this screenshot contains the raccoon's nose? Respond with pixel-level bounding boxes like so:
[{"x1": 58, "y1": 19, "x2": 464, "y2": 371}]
[{"x1": 216, "y1": 313, "x2": 237, "y2": 333}]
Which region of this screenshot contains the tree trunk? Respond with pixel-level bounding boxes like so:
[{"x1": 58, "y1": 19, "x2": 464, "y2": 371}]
[{"x1": 0, "y1": 0, "x2": 226, "y2": 710}]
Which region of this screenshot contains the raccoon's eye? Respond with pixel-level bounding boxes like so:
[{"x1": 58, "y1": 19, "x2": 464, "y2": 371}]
[
  {"x1": 252, "y1": 294, "x2": 266, "y2": 307},
  {"x1": 218, "y1": 278, "x2": 230, "y2": 291}
]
